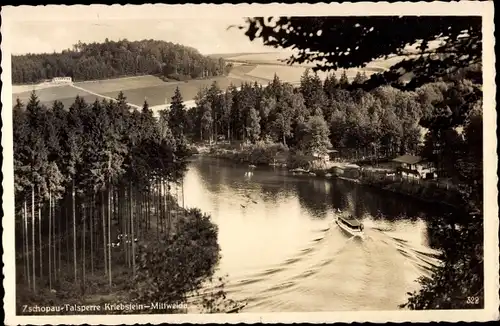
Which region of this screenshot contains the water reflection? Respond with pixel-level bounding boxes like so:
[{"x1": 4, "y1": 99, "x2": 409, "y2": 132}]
[{"x1": 183, "y1": 157, "x2": 449, "y2": 311}]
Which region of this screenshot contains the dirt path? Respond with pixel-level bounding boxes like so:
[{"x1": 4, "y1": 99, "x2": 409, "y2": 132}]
[{"x1": 70, "y1": 84, "x2": 143, "y2": 109}]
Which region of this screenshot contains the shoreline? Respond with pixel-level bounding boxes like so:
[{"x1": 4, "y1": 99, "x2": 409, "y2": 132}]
[{"x1": 195, "y1": 147, "x2": 463, "y2": 210}]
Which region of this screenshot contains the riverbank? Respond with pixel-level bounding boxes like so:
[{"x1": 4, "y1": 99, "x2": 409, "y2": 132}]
[
  {"x1": 201, "y1": 141, "x2": 289, "y2": 167},
  {"x1": 195, "y1": 143, "x2": 463, "y2": 210},
  {"x1": 292, "y1": 166, "x2": 462, "y2": 209}
]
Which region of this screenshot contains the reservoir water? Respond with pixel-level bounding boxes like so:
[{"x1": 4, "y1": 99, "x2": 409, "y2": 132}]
[{"x1": 182, "y1": 157, "x2": 444, "y2": 312}]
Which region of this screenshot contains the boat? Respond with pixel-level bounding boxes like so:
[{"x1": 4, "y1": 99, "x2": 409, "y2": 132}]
[
  {"x1": 335, "y1": 214, "x2": 365, "y2": 238},
  {"x1": 289, "y1": 168, "x2": 309, "y2": 174}
]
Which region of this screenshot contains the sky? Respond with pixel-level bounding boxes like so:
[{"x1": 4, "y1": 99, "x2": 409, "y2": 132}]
[
  {"x1": 4, "y1": 4, "x2": 474, "y2": 58},
  {"x1": 9, "y1": 17, "x2": 276, "y2": 56}
]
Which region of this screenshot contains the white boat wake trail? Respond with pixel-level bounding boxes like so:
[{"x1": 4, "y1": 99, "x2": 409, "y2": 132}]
[{"x1": 191, "y1": 219, "x2": 442, "y2": 312}]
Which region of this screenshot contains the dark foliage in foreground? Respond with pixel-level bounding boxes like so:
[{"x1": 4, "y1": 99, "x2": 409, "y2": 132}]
[
  {"x1": 238, "y1": 16, "x2": 482, "y2": 90},
  {"x1": 132, "y1": 208, "x2": 220, "y2": 304}
]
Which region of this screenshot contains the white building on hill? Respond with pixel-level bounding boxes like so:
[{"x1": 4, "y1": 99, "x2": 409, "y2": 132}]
[{"x1": 52, "y1": 77, "x2": 73, "y2": 84}]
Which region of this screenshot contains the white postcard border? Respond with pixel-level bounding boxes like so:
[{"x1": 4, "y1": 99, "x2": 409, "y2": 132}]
[{"x1": 2, "y1": 2, "x2": 498, "y2": 324}]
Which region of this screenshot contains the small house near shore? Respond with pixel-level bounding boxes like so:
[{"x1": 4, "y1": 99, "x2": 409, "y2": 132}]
[
  {"x1": 391, "y1": 154, "x2": 433, "y2": 178},
  {"x1": 392, "y1": 154, "x2": 422, "y2": 170},
  {"x1": 312, "y1": 150, "x2": 330, "y2": 162}
]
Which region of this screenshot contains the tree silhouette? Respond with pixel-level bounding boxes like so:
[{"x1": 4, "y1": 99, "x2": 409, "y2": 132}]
[
  {"x1": 239, "y1": 16, "x2": 481, "y2": 89},
  {"x1": 169, "y1": 87, "x2": 187, "y2": 139}
]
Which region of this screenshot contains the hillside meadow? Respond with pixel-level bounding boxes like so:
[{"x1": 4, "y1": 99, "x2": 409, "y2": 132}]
[
  {"x1": 13, "y1": 85, "x2": 101, "y2": 110},
  {"x1": 98, "y1": 75, "x2": 251, "y2": 107},
  {"x1": 11, "y1": 52, "x2": 406, "y2": 109}
]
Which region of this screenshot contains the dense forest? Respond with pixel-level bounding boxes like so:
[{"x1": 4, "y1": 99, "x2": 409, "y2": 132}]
[
  {"x1": 13, "y1": 91, "x2": 237, "y2": 313},
  {"x1": 173, "y1": 67, "x2": 481, "y2": 184},
  {"x1": 12, "y1": 39, "x2": 231, "y2": 84}
]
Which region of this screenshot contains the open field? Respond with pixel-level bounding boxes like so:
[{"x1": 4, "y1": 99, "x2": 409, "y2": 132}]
[
  {"x1": 245, "y1": 64, "x2": 327, "y2": 84},
  {"x1": 13, "y1": 85, "x2": 102, "y2": 109},
  {"x1": 225, "y1": 51, "x2": 298, "y2": 63},
  {"x1": 74, "y1": 75, "x2": 168, "y2": 94},
  {"x1": 12, "y1": 75, "x2": 254, "y2": 109},
  {"x1": 12, "y1": 52, "x2": 407, "y2": 110},
  {"x1": 13, "y1": 83, "x2": 60, "y2": 95},
  {"x1": 99, "y1": 76, "x2": 251, "y2": 107},
  {"x1": 208, "y1": 51, "x2": 278, "y2": 59},
  {"x1": 225, "y1": 52, "x2": 403, "y2": 83}
]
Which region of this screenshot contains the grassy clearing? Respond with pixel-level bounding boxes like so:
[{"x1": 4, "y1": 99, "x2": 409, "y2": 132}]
[
  {"x1": 245, "y1": 64, "x2": 324, "y2": 83},
  {"x1": 230, "y1": 64, "x2": 258, "y2": 75},
  {"x1": 245, "y1": 64, "x2": 381, "y2": 83},
  {"x1": 99, "y1": 76, "x2": 250, "y2": 107},
  {"x1": 208, "y1": 52, "x2": 277, "y2": 59},
  {"x1": 225, "y1": 52, "x2": 392, "y2": 83},
  {"x1": 74, "y1": 75, "x2": 168, "y2": 94},
  {"x1": 11, "y1": 75, "x2": 257, "y2": 109},
  {"x1": 11, "y1": 53, "x2": 407, "y2": 109},
  {"x1": 13, "y1": 83, "x2": 58, "y2": 95},
  {"x1": 225, "y1": 52, "x2": 295, "y2": 63},
  {"x1": 13, "y1": 85, "x2": 101, "y2": 108}
]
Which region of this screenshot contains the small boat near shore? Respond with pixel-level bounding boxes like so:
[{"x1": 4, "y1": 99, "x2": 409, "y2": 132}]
[
  {"x1": 334, "y1": 213, "x2": 365, "y2": 238},
  {"x1": 338, "y1": 176, "x2": 361, "y2": 183},
  {"x1": 289, "y1": 168, "x2": 309, "y2": 174}
]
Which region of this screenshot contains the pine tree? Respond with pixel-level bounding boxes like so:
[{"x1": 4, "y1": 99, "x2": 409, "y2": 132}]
[
  {"x1": 246, "y1": 108, "x2": 261, "y2": 143},
  {"x1": 168, "y1": 87, "x2": 187, "y2": 139},
  {"x1": 353, "y1": 71, "x2": 368, "y2": 85},
  {"x1": 339, "y1": 70, "x2": 350, "y2": 88},
  {"x1": 222, "y1": 86, "x2": 234, "y2": 141}
]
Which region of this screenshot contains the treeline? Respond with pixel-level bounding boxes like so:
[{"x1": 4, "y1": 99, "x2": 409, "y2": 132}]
[
  {"x1": 168, "y1": 68, "x2": 480, "y2": 180},
  {"x1": 12, "y1": 39, "x2": 231, "y2": 84},
  {"x1": 13, "y1": 91, "x2": 226, "y2": 311}
]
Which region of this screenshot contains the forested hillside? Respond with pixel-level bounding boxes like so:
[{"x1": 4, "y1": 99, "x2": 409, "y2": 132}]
[
  {"x1": 13, "y1": 91, "x2": 239, "y2": 313},
  {"x1": 180, "y1": 67, "x2": 480, "y2": 175},
  {"x1": 12, "y1": 39, "x2": 231, "y2": 84}
]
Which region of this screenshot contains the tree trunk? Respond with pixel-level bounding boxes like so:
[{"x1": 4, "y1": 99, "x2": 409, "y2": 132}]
[
  {"x1": 48, "y1": 191, "x2": 52, "y2": 290},
  {"x1": 214, "y1": 112, "x2": 218, "y2": 143},
  {"x1": 66, "y1": 201, "x2": 69, "y2": 272},
  {"x1": 82, "y1": 202, "x2": 86, "y2": 290},
  {"x1": 108, "y1": 181, "x2": 112, "y2": 288},
  {"x1": 146, "y1": 189, "x2": 150, "y2": 232},
  {"x1": 31, "y1": 185, "x2": 36, "y2": 293},
  {"x1": 72, "y1": 179, "x2": 77, "y2": 283},
  {"x1": 90, "y1": 195, "x2": 94, "y2": 276},
  {"x1": 38, "y1": 191, "x2": 42, "y2": 279},
  {"x1": 157, "y1": 179, "x2": 161, "y2": 237},
  {"x1": 127, "y1": 185, "x2": 131, "y2": 268},
  {"x1": 57, "y1": 203, "x2": 61, "y2": 280},
  {"x1": 159, "y1": 179, "x2": 163, "y2": 234},
  {"x1": 123, "y1": 185, "x2": 128, "y2": 267},
  {"x1": 181, "y1": 179, "x2": 185, "y2": 209},
  {"x1": 52, "y1": 196, "x2": 57, "y2": 282},
  {"x1": 130, "y1": 184, "x2": 136, "y2": 277},
  {"x1": 23, "y1": 201, "x2": 29, "y2": 287},
  {"x1": 102, "y1": 191, "x2": 107, "y2": 276}
]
